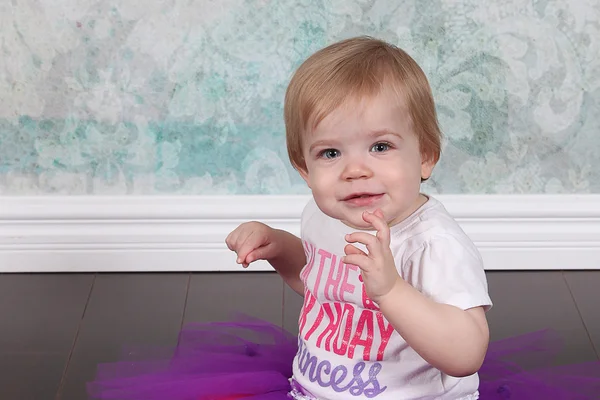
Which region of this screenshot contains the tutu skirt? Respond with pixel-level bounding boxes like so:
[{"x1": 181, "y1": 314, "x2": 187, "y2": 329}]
[
  {"x1": 87, "y1": 316, "x2": 296, "y2": 400},
  {"x1": 88, "y1": 316, "x2": 600, "y2": 400}
]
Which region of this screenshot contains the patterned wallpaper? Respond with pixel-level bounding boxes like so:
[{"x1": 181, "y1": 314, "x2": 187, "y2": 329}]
[{"x1": 1, "y1": 0, "x2": 598, "y2": 195}]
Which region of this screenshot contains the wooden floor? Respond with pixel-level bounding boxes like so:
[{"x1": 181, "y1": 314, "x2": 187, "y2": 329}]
[{"x1": 0, "y1": 271, "x2": 598, "y2": 400}]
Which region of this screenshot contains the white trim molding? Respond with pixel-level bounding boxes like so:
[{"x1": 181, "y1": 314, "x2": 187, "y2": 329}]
[{"x1": 1, "y1": 195, "x2": 599, "y2": 272}]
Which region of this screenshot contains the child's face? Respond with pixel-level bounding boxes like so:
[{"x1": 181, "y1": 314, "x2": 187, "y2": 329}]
[{"x1": 298, "y1": 89, "x2": 435, "y2": 230}]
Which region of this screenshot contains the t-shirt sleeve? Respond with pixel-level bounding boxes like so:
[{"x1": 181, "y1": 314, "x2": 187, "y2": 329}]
[{"x1": 401, "y1": 233, "x2": 493, "y2": 312}]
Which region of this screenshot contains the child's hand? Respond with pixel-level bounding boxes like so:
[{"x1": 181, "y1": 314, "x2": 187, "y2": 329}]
[
  {"x1": 225, "y1": 222, "x2": 279, "y2": 268},
  {"x1": 343, "y1": 209, "x2": 401, "y2": 303}
]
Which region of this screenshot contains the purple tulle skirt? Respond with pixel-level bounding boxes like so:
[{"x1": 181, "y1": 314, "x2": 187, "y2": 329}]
[{"x1": 87, "y1": 316, "x2": 600, "y2": 400}]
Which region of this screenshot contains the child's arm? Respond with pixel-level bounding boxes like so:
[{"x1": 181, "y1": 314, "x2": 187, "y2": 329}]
[
  {"x1": 226, "y1": 223, "x2": 306, "y2": 295},
  {"x1": 377, "y1": 281, "x2": 489, "y2": 377},
  {"x1": 267, "y1": 229, "x2": 306, "y2": 295},
  {"x1": 344, "y1": 210, "x2": 489, "y2": 377}
]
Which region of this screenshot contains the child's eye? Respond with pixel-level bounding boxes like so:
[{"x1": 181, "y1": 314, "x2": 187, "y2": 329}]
[
  {"x1": 371, "y1": 142, "x2": 391, "y2": 153},
  {"x1": 319, "y1": 149, "x2": 340, "y2": 159}
]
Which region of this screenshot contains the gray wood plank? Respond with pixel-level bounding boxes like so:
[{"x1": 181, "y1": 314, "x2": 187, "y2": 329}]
[
  {"x1": 486, "y1": 271, "x2": 597, "y2": 366},
  {"x1": 184, "y1": 272, "x2": 284, "y2": 326},
  {"x1": 564, "y1": 271, "x2": 600, "y2": 360},
  {"x1": 0, "y1": 273, "x2": 93, "y2": 353},
  {"x1": 0, "y1": 273, "x2": 93, "y2": 400},
  {"x1": 58, "y1": 273, "x2": 189, "y2": 400},
  {"x1": 283, "y1": 284, "x2": 303, "y2": 335},
  {"x1": 0, "y1": 353, "x2": 66, "y2": 400}
]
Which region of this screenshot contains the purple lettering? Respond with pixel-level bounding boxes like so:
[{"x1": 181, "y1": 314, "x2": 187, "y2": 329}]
[
  {"x1": 295, "y1": 339, "x2": 387, "y2": 398},
  {"x1": 315, "y1": 360, "x2": 332, "y2": 387}
]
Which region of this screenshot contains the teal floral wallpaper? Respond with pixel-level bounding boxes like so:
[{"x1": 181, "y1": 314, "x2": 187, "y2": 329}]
[{"x1": 1, "y1": 0, "x2": 598, "y2": 195}]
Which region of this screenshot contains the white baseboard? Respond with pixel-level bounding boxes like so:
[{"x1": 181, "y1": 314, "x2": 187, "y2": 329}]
[{"x1": 1, "y1": 195, "x2": 599, "y2": 272}]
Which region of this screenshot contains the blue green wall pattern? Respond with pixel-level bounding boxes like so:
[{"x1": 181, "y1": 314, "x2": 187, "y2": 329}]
[{"x1": 1, "y1": 0, "x2": 598, "y2": 195}]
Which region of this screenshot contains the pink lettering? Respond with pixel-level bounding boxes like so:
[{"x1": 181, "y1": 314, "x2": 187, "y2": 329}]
[
  {"x1": 340, "y1": 263, "x2": 358, "y2": 301},
  {"x1": 300, "y1": 241, "x2": 316, "y2": 282},
  {"x1": 323, "y1": 256, "x2": 344, "y2": 301},
  {"x1": 332, "y1": 303, "x2": 355, "y2": 356},
  {"x1": 348, "y1": 310, "x2": 374, "y2": 361},
  {"x1": 316, "y1": 303, "x2": 342, "y2": 351},
  {"x1": 304, "y1": 306, "x2": 324, "y2": 341},
  {"x1": 376, "y1": 312, "x2": 395, "y2": 361},
  {"x1": 313, "y1": 249, "x2": 332, "y2": 294},
  {"x1": 299, "y1": 291, "x2": 317, "y2": 334}
]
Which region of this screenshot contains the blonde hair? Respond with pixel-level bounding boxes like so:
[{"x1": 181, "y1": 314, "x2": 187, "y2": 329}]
[{"x1": 284, "y1": 36, "x2": 442, "y2": 176}]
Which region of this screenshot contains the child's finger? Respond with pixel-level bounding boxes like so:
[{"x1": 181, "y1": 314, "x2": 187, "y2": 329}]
[
  {"x1": 225, "y1": 231, "x2": 238, "y2": 251},
  {"x1": 342, "y1": 254, "x2": 370, "y2": 271},
  {"x1": 345, "y1": 232, "x2": 378, "y2": 255},
  {"x1": 245, "y1": 243, "x2": 273, "y2": 264},
  {"x1": 344, "y1": 243, "x2": 367, "y2": 257},
  {"x1": 362, "y1": 210, "x2": 390, "y2": 245},
  {"x1": 345, "y1": 232, "x2": 377, "y2": 247},
  {"x1": 362, "y1": 209, "x2": 386, "y2": 231},
  {"x1": 373, "y1": 208, "x2": 385, "y2": 220},
  {"x1": 235, "y1": 241, "x2": 258, "y2": 264}
]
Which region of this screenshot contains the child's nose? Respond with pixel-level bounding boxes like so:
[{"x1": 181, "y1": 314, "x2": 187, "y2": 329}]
[{"x1": 342, "y1": 159, "x2": 373, "y2": 180}]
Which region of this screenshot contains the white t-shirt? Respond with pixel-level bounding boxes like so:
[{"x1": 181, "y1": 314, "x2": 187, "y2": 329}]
[{"x1": 290, "y1": 195, "x2": 493, "y2": 400}]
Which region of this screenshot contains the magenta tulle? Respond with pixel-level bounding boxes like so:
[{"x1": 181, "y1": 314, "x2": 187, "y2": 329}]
[
  {"x1": 87, "y1": 317, "x2": 297, "y2": 400},
  {"x1": 88, "y1": 317, "x2": 600, "y2": 400},
  {"x1": 478, "y1": 330, "x2": 600, "y2": 399}
]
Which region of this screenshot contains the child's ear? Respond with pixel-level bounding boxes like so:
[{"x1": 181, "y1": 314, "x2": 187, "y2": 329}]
[
  {"x1": 295, "y1": 162, "x2": 311, "y2": 188},
  {"x1": 420, "y1": 156, "x2": 436, "y2": 180},
  {"x1": 298, "y1": 167, "x2": 311, "y2": 188}
]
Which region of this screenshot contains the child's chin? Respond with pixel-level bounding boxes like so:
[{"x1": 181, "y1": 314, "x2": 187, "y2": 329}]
[{"x1": 342, "y1": 218, "x2": 375, "y2": 231}]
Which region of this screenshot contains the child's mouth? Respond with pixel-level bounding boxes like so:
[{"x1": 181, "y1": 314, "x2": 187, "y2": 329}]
[{"x1": 342, "y1": 193, "x2": 384, "y2": 206}]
